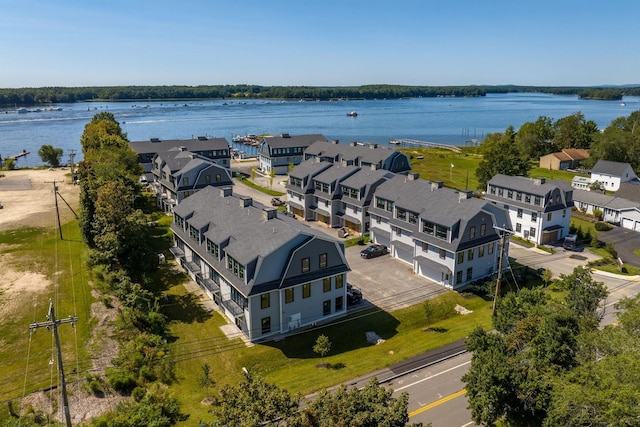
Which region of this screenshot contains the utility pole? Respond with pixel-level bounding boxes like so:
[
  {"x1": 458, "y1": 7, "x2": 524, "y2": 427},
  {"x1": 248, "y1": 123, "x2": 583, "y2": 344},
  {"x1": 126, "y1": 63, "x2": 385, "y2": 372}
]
[
  {"x1": 68, "y1": 150, "x2": 76, "y2": 183},
  {"x1": 45, "y1": 180, "x2": 63, "y2": 240},
  {"x1": 29, "y1": 299, "x2": 78, "y2": 427},
  {"x1": 492, "y1": 225, "x2": 512, "y2": 317}
]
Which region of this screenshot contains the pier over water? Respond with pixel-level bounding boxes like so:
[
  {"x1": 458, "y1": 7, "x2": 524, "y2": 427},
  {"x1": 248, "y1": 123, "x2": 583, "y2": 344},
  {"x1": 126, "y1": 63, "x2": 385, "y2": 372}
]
[{"x1": 389, "y1": 139, "x2": 461, "y2": 153}]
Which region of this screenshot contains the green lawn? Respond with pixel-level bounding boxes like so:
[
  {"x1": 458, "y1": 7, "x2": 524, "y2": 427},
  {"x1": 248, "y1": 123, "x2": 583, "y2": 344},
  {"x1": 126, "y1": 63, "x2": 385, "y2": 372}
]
[{"x1": 0, "y1": 221, "x2": 94, "y2": 413}]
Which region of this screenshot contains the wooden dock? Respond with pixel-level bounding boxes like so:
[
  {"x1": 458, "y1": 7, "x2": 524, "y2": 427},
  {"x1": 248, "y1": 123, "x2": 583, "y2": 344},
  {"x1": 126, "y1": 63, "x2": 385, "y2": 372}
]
[
  {"x1": 9, "y1": 150, "x2": 30, "y2": 159},
  {"x1": 389, "y1": 139, "x2": 461, "y2": 153}
]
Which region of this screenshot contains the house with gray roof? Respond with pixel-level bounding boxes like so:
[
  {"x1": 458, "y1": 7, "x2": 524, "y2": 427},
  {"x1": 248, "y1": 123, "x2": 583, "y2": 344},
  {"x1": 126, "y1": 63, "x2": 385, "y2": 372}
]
[
  {"x1": 130, "y1": 136, "x2": 231, "y2": 172},
  {"x1": 170, "y1": 186, "x2": 350, "y2": 342},
  {"x1": 485, "y1": 175, "x2": 573, "y2": 245},
  {"x1": 258, "y1": 133, "x2": 327, "y2": 175},
  {"x1": 573, "y1": 188, "x2": 640, "y2": 231},
  {"x1": 151, "y1": 148, "x2": 233, "y2": 213},
  {"x1": 304, "y1": 140, "x2": 411, "y2": 174},
  {"x1": 368, "y1": 173, "x2": 510, "y2": 290},
  {"x1": 591, "y1": 160, "x2": 638, "y2": 192}
]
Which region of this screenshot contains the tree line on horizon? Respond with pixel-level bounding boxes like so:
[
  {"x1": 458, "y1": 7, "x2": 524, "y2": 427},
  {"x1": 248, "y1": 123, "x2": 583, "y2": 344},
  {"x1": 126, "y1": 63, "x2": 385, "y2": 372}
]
[{"x1": 1, "y1": 84, "x2": 637, "y2": 106}]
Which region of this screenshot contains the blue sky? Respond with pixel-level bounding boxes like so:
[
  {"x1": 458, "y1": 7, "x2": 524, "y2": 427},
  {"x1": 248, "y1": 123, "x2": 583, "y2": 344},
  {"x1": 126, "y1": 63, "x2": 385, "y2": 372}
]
[{"x1": 1, "y1": 0, "x2": 637, "y2": 88}]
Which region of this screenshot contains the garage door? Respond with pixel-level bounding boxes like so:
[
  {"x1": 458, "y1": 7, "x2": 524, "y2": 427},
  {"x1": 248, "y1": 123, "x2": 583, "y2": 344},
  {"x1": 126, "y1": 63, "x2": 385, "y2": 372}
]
[
  {"x1": 417, "y1": 263, "x2": 441, "y2": 283},
  {"x1": 373, "y1": 232, "x2": 390, "y2": 248},
  {"x1": 622, "y1": 218, "x2": 634, "y2": 230},
  {"x1": 394, "y1": 247, "x2": 413, "y2": 265}
]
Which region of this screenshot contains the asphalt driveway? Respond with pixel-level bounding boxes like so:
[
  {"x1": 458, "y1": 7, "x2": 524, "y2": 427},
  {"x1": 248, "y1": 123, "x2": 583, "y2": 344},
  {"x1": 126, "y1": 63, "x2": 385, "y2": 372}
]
[{"x1": 596, "y1": 226, "x2": 640, "y2": 268}]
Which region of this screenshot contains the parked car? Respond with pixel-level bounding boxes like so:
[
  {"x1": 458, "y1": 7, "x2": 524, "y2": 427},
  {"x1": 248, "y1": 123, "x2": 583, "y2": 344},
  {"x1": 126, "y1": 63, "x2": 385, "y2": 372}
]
[
  {"x1": 563, "y1": 234, "x2": 577, "y2": 251},
  {"x1": 347, "y1": 283, "x2": 362, "y2": 305},
  {"x1": 360, "y1": 244, "x2": 388, "y2": 259},
  {"x1": 271, "y1": 197, "x2": 285, "y2": 206}
]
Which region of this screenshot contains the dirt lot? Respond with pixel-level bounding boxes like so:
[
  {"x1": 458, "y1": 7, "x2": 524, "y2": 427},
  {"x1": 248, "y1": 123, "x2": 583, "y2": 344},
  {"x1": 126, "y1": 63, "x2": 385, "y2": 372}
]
[{"x1": 0, "y1": 168, "x2": 80, "y2": 231}]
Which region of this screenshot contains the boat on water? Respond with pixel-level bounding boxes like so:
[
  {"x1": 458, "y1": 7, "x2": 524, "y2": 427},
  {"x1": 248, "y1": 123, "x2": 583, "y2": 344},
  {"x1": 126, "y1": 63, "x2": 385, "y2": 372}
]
[
  {"x1": 621, "y1": 102, "x2": 626, "y2": 107},
  {"x1": 347, "y1": 111, "x2": 358, "y2": 117},
  {"x1": 16, "y1": 107, "x2": 28, "y2": 113},
  {"x1": 389, "y1": 139, "x2": 400, "y2": 145}
]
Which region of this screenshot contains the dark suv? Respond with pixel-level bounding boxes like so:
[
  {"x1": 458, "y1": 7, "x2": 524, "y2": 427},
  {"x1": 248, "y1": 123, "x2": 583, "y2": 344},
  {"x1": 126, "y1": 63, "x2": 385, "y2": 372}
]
[
  {"x1": 347, "y1": 283, "x2": 363, "y2": 305},
  {"x1": 360, "y1": 244, "x2": 388, "y2": 259}
]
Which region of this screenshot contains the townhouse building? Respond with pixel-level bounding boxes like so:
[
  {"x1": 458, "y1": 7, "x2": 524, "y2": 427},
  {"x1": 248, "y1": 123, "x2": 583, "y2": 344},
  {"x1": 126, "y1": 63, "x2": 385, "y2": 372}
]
[
  {"x1": 151, "y1": 149, "x2": 233, "y2": 213},
  {"x1": 286, "y1": 160, "x2": 393, "y2": 235},
  {"x1": 367, "y1": 173, "x2": 510, "y2": 290},
  {"x1": 257, "y1": 133, "x2": 327, "y2": 175},
  {"x1": 303, "y1": 140, "x2": 411, "y2": 174},
  {"x1": 170, "y1": 186, "x2": 350, "y2": 342},
  {"x1": 485, "y1": 175, "x2": 573, "y2": 245},
  {"x1": 130, "y1": 136, "x2": 231, "y2": 172}
]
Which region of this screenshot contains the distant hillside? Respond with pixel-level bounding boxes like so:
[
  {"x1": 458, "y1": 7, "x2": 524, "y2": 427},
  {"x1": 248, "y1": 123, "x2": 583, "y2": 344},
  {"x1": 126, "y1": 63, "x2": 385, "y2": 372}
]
[{"x1": 2, "y1": 84, "x2": 639, "y2": 106}]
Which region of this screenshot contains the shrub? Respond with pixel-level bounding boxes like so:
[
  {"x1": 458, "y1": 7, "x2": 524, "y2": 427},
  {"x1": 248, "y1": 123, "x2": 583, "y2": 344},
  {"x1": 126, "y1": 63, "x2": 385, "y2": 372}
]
[
  {"x1": 106, "y1": 368, "x2": 138, "y2": 394},
  {"x1": 594, "y1": 222, "x2": 612, "y2": 232},
  {"x1": 605, "y1": 242, "x2": 618, "y2": 259}
]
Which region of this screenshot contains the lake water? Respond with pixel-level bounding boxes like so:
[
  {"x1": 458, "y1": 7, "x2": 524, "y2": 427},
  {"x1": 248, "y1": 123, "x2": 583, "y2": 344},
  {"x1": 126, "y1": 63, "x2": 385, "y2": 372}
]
[{"x1": 1, "y1": 93, "x2": 638, "y2": 167}]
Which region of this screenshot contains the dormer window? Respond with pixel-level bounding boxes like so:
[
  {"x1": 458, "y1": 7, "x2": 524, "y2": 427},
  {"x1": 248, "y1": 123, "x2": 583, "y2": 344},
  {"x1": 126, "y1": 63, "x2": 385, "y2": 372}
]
[
  {"x1": 396, "y1": 207, "x2": 406, "y2": 221},
  {"x1": 183, "y1": 177, "x2": 189, "y2": 186}
]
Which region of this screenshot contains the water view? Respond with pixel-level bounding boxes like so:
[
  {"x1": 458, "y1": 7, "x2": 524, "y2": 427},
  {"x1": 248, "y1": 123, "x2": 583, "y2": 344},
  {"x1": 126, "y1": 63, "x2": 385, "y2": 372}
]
[{"x1": 1, "y1": 92, "x2": 638, "y2": 167}]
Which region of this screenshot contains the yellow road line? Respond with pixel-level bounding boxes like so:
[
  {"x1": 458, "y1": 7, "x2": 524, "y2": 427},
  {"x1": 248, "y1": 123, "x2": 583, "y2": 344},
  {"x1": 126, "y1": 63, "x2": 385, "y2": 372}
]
[{"x1": 409, "y1": 389, "x2": 467, "y2": 418}]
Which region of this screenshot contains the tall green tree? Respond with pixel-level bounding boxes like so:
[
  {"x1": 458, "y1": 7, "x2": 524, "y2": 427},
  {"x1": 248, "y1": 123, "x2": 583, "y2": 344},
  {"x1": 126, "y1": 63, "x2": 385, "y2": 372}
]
[
  {"x1": 37, "y1": 144, "x2": 64, "y2": 167},
  {"x1": 590, "y1": 110, "x2": 640, "y2": 170},
  {"x1": 475, "y1": 126, "x2": 531, "y2": 190},
  {"x1": 515, "y1": 116, "x2": 555, "y2": 159},
  {"x1": 552, "y1": 112, "x2": 598, "y2": 150}
]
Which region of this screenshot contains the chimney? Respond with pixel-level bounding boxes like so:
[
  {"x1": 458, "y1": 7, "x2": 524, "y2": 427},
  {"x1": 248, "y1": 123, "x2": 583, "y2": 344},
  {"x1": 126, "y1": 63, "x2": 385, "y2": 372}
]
[
  {"x1": 281, "y1": 133, "x2": 291, "y2": 138},
  {"x1": 533, "y1": 178, "x2": 546, "y2": 185},
  {"x1": 179, "y1": 146, "x2": 187, "y2": 152},
  {"x1": 370, "y1": 163, "x2": 380, "y2": 171},
  {"x1": 150, "y1": 137, "x2": 161, "y2": 142},
  {"x1": 458, "y1": 190, "x2": 472, "y2": 202},
  {"x1": 431, "y1": 181, "x2": 443, "y2": 191},
  {"x1": 350, "y1": 141, "x2": 358, "y2": 147},
  {"x1": 239, "y1": 195, "x2": 253, "y2": 208},
  {"x1": 197, "y1": 136, "x2": 208, "y2": 141},
  {"x1": 369, "y1": 143, "x2": 378, "y2": 149},
  {"x1": 332, "y1": 139, "x2": 340, "y2": 144},
  {"x1": 263, "y1": 207, "x2": 277, "y2": 221},
  {"x1": 407, "y1": 172, "x2": 419, "y2": 180},
  {"x1": 219, "y1": 187, "x2": 233, "y2": 197}
]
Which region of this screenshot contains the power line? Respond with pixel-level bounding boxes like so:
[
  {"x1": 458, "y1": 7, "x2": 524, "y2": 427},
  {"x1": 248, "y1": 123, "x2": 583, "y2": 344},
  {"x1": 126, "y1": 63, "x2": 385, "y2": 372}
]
[{"x1": 29, "y1": 299, "x2": 78, "y2": 427}]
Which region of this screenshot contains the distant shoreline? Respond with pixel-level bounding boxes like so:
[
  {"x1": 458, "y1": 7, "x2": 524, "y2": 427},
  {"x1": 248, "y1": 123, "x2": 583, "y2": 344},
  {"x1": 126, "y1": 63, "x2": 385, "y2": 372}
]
[{"x1": 1, "y1": 84, "x2": 633, "y2": 107}]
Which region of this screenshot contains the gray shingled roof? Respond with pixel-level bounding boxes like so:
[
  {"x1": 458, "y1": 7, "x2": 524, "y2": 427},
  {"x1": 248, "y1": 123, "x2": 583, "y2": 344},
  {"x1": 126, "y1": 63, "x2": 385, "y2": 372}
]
[
  {"x1": 262, "y1": 134, "x2": 327, "y2": 149},
  {"x1": 340, "y1": 168, "x2": 394, "y2": 191},
  {"x1": 288, "y1": 159, "x2": 333, "y2": 180},
  {"x1": 592, "y1": 159, "x2": 632, "y2": 176},
  {"x1": 573, "y1": 188, "x2": 640, "y2": 210},
  {"x1": 130, "y1": 137, "x2": 229, "y2": 154},
  {"x1": 488, "y1": 174, "x2": 572, "y2": 196},
  {"x1": 305, "y1": 140, "x2": 402, "y2": 166},
  {"x1": 313, "y1": 164, "x2": 360, "y2": 185},
  {"x1": 615, "y1": 181, "x2": 640, "y2": 203}
]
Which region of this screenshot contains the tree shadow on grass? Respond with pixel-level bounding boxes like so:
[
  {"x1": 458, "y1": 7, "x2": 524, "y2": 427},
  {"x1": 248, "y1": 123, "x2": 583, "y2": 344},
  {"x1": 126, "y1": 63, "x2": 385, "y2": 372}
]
[{"x1": 162, "y1": 292, "x2": 212, "y2": 324}]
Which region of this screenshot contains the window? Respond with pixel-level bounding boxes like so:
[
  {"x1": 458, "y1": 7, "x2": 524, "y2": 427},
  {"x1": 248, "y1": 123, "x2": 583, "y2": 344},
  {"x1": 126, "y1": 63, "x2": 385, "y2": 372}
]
[
  {"x1": 534, "y1": 196, "x2": 541, "y2": 205},
  {"x1": 516, "y1": 223, "x2": 522, "y2": 232},
  {"x1": 183, "y1": 177, "x2": 189, "y2": 186},
  {"x1": 285, "y1": 288, "x2": 294, "y2": 303},
  {"x1": 435, "y1": 225, "x2": 447, "y2": 240},
  {"x1": 205, "y1": 175, "x2": 211, "y2": 184},
  {"x1": 323, "y1": 300, "x2": 331, "y2": 316},
  {"x1": 323, "y1": 277, "x2": 331, "y2": 292},
  {"x1": 227, "y1": 256, "x2": 245, "y2": 280},
  {"x1": 301, "y1": 257, "x2": 310, "y2": 273},
  {"x1": 563, "y1": 209, "x2": 566, "y2": 218},
  {"x1": 396, "y1": 207, "x2": 406, "y2": 221},
  {"x1": 478, "y1": 245, "x2": 485, "y2": 257},
  {"x1": 467, "y1": 248, "x2": 474, "y2": 261},
  {"x1": 516, "y1": 192, "x2": 522, "y2": 201},
  {"x1": 456, "y1": 271, "x2": 463, "y2": 284},
  {"x1": 507, "y1": 190, "x2": 513, "y2": 199},
  {"x1": 319, "y1": 253, "x2": 327, "y2": 269},
  {"x1": 395, "y1": 227, "x2": 401, "y2": 237},
  {"x1": 261, "y1": 317, "x2": 271, "y2": 334},
  {"x1": 469, "y1": 226, "x2": 476, "y2": 239},
  {"x1": 531, "y1": 212, "x2": 537, "y2": 222},
  {"x1": 480, "y1": 223, "x2": 486, "y2": 236},
  {"x1": 530, "y1": 227, "x2": 536, "y2": 238},
  {"x1": 525, "y1": 194, "x2": 531, "y2": 203},
  {"x1": 466, "y1": 267, "x2": 473, "y2": 281},
  {"x1": 189, "y1": 225, "x2": 199, "y2": 241},
  {"x1": 206, "y1": 239, "x2": 219, "y2": 258},
  {"x1": 517, "y1": 208, "x2": 523, "y2": 218},
  {"x1": 439, "y1": 249, "x2": 446, "y2": 259},
  {"x1": 457, "y1": 252, "x2": 464, "y2": 264},
  {"x1": 409, "y1": 212, "x2": 418, "y2": 224},
  {"x1": 498, "y1": 188, "x2": 504, "y2": 196},
  {"x1": 547, "y1": 212, "x2": 552, "y2": 221},
  {"x1": 386, "y1": 201, "x2": 394, "y2": 212},
  {"x1": 423, "y1": 221, "x2": 435, "y2": 235},
  {"x1": 335, "y1": 274, "x2": 344, "y2": 289},
  {"x1": 488, "y1": 242, "x2": 495, "y2": 254},
  {"x1": 421, "y1": 242, "x2": 428, "y2": 252},
  {"x1": 335, "y1": 296, "x2": 344, "y2": 311},
  {"x1": 489, "y1": 186, "x2": 496, "y2": 195},
  {"x1": 376, "y1": 197, "x2": 385, "y2": 209},
  {"x1": 261, "y1": 293, "x2": 270, "y2": 309},
  {"x1": 216, "y1": 174, "x2": 221, "y2": 183},
  {"x1": 303, "y1": 283, "x2": 311, "y2": 298}
]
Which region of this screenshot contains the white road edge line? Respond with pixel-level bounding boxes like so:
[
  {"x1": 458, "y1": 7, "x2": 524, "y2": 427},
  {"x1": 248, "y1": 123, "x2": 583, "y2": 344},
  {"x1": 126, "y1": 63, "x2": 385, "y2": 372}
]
[{"x1": 393, "y1": 360, "x2": 471, "y2": 392}]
